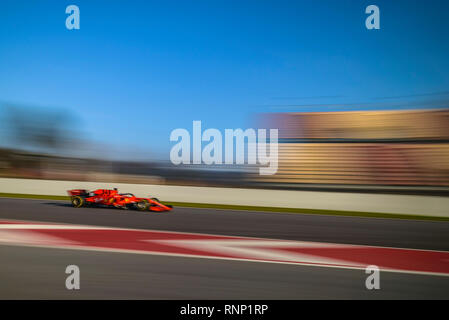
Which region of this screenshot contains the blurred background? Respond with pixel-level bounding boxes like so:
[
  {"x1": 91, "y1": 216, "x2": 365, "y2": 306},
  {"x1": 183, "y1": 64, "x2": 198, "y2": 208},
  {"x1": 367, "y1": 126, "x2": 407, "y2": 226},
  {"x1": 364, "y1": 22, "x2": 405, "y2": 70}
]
[
  {"x1": 1, "y1": 0, "x2": 449, "y2": 193},
  {"x1": 255, "y1": 109, "x2": 449, "y2": 189},
  {"x1": 2, "y1": 0, "x2": 449, "y2": 300},
  {"x1": 1, "y1": 104, "x2": 448, "y2": 192}
]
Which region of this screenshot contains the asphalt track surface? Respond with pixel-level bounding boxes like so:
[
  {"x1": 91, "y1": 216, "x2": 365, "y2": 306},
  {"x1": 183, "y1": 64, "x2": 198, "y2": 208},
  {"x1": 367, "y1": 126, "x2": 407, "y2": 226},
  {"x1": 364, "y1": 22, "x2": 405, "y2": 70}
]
[{"x1": 1, "y1": 198, "x2": 449, "y2": 299}]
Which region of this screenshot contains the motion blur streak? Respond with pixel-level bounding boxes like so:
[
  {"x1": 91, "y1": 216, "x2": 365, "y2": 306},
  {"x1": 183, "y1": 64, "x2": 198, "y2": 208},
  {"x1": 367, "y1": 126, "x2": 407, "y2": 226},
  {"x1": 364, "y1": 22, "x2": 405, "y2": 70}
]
[
  {"x1": 1, "y1": 104, "x2": 448, "y2": 190},
  {"x1": 1, "y1": 0, "x2": 449, "y2": 301},
  {"x1": 1, "y1": 199, "x2": 449, "y2": 299},
  {"x1": 2, "y1": 219, "x2": 449, "y2": 276},
  {"x1": 255, "y1": 109, "x2": 449, "y2": 187}
]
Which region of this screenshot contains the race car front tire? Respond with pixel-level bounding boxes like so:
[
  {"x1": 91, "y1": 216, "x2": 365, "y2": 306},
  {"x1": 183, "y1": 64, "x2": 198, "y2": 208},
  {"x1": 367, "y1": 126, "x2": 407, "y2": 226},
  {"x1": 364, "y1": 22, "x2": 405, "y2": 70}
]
[
  {"x1": 135, "y1": 199, "x2": 149, "y2": 211},
  {"x1": 71, "y1": 196, "x2": 85, "y2": 208}
]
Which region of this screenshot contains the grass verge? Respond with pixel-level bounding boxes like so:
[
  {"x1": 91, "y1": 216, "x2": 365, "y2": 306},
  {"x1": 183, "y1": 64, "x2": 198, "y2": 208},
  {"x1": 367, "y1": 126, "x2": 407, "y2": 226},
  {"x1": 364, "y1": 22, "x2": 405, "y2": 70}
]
[{"x1": 0, "y1": 192, "x2": 448, "y2": 222}]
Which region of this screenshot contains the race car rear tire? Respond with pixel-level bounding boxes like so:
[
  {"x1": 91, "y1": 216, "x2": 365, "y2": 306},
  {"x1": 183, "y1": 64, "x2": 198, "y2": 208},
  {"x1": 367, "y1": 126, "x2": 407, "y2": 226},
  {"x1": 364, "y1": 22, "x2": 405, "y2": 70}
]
[
  {"x1": 71, "y1": 196, "x2": 85, "y2": 208},
  {"x1": 135, "y1": 199, "x2": 149, "y2": 211}
]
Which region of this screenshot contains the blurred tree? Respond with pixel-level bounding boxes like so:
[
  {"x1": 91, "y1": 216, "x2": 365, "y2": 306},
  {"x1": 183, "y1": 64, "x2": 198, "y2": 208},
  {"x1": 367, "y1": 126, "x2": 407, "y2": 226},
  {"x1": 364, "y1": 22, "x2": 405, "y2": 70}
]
[{"x1": 4, "y1": 104, "x2": 78, "y2": 152}]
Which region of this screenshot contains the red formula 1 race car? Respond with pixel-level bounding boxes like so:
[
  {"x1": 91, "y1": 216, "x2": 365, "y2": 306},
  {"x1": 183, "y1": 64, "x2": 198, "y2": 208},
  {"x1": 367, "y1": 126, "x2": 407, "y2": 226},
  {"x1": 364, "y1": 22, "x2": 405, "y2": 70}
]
[{"x1": 67, "y1": 188, "x2": 173, "y2": 212}]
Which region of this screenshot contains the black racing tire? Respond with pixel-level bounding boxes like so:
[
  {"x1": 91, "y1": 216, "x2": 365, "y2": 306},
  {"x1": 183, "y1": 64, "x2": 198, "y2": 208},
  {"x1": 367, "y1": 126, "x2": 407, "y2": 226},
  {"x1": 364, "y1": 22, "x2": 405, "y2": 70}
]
[
  {"x1": 135, "y1": 199, "x2": 150, "y2": 211},
  {"x1": 71, "y1": 196, "x2": 85, "y2": 208}
]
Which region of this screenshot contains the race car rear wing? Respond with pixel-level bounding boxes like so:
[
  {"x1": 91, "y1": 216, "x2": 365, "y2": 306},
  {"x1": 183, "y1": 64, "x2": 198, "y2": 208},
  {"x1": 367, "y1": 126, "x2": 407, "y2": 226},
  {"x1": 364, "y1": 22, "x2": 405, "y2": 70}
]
[{"x1": 67, "y1": 189, "x2": 89, "y2": 197}]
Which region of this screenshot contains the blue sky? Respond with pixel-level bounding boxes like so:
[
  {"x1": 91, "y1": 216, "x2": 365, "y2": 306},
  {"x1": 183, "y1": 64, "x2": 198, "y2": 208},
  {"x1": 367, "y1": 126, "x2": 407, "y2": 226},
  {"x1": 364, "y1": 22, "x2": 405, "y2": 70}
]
[{"x1": 1, "y1": 0, "x2": 449, "y2": 159}]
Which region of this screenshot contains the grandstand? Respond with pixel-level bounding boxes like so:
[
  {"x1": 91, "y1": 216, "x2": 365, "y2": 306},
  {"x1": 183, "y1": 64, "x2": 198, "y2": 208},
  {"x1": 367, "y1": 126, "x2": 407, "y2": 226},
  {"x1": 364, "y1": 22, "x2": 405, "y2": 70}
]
[{"x1": 255, "y1": 109, "x2": 449, "y2": 187}]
